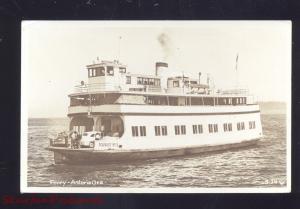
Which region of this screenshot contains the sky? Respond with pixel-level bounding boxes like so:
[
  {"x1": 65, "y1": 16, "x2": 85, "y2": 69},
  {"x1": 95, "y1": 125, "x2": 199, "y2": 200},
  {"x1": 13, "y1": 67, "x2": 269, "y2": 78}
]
[{"x1": 22, "y1": 21, "x2": 291, "y2": 118}]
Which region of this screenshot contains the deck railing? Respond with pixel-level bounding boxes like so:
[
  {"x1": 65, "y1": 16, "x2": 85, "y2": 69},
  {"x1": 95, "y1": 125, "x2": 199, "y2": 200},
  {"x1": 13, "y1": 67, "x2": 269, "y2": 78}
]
[
  {"x1": 74, "y1": 83, "x2": 250, "y2": 97},
  {"x1": 219, "y1": 88, "x2": 249, "y2": 95},
  {"x1": 75, "y1": 83, "x2": 121, "y2": 93},
  {"x1": 146, "y1": 86, "x2": 162, "y2": 92},
  {"x1": 75, "y1": 83, "x2": 162, "y2": 93}
]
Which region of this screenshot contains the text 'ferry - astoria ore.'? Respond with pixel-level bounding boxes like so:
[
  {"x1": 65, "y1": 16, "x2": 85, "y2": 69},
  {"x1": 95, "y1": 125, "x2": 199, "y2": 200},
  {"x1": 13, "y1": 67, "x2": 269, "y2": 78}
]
[{"x1": 47, "y1": 59, "x2": 262, "y2": 164}]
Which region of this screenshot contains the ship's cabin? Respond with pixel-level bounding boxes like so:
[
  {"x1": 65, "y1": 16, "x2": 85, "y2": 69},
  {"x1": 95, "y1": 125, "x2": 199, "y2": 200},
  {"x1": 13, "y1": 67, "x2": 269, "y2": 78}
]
[
  {"x1": 71, "y1": 59, "x2": 252, "y2": 108},
  {"x1": 87, "y1": 61, "x2": 127, "y2": 78},
  {"x1": 85, "y1": 60, "x2": 127, "y2": 91},
  {"x1": 125, "y1": 74, "x2": 161, "y2": 92},
  {"x1": 167, "y1": 76, "x2": 210, "y2": 94},
  {"x1": 77, "y1": 60, "x2": 162, "y2": 93}
]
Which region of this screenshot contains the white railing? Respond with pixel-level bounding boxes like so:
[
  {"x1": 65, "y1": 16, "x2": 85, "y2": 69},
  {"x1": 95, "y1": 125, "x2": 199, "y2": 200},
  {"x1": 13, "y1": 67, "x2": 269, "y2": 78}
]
[
  {"x1": 75, "y1": 83, "x2": 162, "y2": 93},
  {"x1": 75, "y1": 83, "x2": 121, "y2": 93},
  {"x1": 220, "y1": 88, "x2": 249, "y2": 95},
  {"x1": 146, "y1": 86, "x2": 162, "y2": 92}
]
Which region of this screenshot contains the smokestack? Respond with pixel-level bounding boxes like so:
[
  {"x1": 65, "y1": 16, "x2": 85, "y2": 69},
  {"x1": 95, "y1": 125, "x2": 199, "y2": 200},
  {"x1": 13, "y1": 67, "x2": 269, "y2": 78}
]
[{"x1": 155, "y1": 62, "x2": 168, "y2": 76}]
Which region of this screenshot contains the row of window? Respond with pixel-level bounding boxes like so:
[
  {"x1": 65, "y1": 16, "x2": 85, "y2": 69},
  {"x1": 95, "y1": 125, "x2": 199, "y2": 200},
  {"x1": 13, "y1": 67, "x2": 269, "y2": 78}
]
[
  {"x1": 131, "y1": 121, "x2": 256, "y2": 137},
  {"x1": 132, "y1": 126, "x2": 146, "y2": 137},
  {"x1": 70, "y1": 95, "x2": 249, "y2": 107},
  {"x1": 137, "y1": 77, "x2": 161, "y2": 86},
  {"x1": 126, "y1": 76, "x2": 161, "y2": 86},
  {"x1": 223, "y1": 123, "x2": 233, "y2": 132},
  {"x1": 155, "y1": 126, "x2": 168, "y2": 136},
  {"x1": 175, "y1": 125, "x2": 186, "y2": 135},
  {"x1": 172, "y1": 80, "x2": 198, "y2": 87},
  {"x1": 88, "y1": 66, "x2": 127, "y2": 78},
  {"x1": 88, "y1": 66, "x2": 114, "y2": 77},
  {"x1": 208, "y1": 124, "x2": 218, "y2": 133},
  {"x1": 192, "y1": 125, "x2": 203, "y2": 134}
]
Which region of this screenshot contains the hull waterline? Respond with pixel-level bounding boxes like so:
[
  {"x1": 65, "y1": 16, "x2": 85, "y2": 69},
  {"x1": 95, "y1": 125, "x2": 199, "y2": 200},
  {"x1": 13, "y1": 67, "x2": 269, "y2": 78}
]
[{"x1": 46, "y1": 138, "x2": 260, "y2": 165}]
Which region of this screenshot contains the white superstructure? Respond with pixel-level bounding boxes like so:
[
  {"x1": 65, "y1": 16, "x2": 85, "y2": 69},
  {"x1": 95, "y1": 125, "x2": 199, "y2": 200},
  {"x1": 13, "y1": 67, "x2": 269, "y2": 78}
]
[{"x1": 67, "y1": 59, "x2": 262, "y2": 151}]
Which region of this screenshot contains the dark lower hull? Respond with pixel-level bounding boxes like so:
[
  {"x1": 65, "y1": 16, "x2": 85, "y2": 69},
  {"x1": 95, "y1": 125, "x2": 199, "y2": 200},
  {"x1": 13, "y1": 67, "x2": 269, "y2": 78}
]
[{"x1": 46, "y1": 139, "x2": 260, "y2": 165}]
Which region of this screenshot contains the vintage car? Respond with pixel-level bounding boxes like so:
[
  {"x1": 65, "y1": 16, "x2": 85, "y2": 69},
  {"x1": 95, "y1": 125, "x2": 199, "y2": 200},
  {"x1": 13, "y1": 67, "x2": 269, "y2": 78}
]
[{"x1": 80, "y1": 131, "x2": 103, "y2": 148}]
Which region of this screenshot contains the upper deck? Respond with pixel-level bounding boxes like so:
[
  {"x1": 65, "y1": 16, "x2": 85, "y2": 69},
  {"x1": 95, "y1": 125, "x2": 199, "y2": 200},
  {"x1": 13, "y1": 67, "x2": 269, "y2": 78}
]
[{"x1": 69, "y1": 59, "x2": 255, "y2": 108}]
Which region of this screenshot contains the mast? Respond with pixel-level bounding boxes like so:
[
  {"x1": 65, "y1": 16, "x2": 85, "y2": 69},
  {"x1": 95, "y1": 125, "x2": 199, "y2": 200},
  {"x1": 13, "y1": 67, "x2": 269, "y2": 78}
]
[
  {"x1": 235, "y1": 53, "x2": 239, "y2": 88},
  {"x1": 118, "y1": 36, "x2": 122, "y2": 61}
]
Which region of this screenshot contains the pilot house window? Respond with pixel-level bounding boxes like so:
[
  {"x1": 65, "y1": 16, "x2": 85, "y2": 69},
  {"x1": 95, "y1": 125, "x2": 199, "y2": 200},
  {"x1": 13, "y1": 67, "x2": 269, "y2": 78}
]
[
  {"x1": 96, "y1": 67, "x2": 105, "y2": 76},
  {"x1": 119, "y1": 67, "x2": 126, "y2": 73},
  {"x1": 107, "y1": 66, "x2": 114, "y2": 76},
  {"x1": 88, "y1": 67, "x2": 105, "y2": 77},
  {"x1": 90, "y1": 69, "x2": 96, "y2": 77}
]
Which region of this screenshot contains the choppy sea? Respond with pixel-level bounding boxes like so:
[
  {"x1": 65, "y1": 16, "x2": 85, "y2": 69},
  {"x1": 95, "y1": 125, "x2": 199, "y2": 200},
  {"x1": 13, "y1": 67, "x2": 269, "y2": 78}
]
[{"x1": 27, "y1": 114, "x2": 287, "y2": 188}]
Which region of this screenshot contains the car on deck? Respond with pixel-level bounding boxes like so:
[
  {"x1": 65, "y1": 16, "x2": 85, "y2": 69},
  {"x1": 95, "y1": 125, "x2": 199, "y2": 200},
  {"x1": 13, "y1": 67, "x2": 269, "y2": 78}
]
[{"x1": 80, "y1": 131, "x2": 103, "y2": 148}]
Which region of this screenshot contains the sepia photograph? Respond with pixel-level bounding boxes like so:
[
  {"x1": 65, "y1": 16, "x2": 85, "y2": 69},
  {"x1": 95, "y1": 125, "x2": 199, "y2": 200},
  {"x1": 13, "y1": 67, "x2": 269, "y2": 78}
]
[{"x1": 21, "y1": 21, "x2": 291, "y2": 193}]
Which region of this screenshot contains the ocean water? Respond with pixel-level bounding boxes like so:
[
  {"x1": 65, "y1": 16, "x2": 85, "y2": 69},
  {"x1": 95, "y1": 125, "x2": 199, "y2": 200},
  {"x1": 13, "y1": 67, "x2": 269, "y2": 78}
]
[{"x1": 27, "y1": 114, "x2": 287, "y2": 188}]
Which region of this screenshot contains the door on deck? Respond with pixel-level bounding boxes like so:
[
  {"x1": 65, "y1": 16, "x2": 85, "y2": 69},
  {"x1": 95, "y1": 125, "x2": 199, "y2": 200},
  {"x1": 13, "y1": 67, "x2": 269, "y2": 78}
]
[{"x1": 102, "y1": 118, "x2": 112, "y2": 136}]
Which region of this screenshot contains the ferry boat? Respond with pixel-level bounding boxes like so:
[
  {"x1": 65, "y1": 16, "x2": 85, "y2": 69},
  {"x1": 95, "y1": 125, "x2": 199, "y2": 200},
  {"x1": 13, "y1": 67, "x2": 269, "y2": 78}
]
[{"x1": 46, "y1": 59, "x2": 263, "y2": 164}]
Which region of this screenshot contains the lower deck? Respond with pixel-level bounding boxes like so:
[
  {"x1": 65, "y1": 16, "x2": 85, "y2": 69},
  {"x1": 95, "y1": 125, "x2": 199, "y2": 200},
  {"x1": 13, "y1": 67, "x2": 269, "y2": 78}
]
[
  {"x1": 68, "y1": 104, "x2": 262, "y2": 147},
  {"x1": 47, "y1": 138, "x2": 260, "y2": 164}
]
